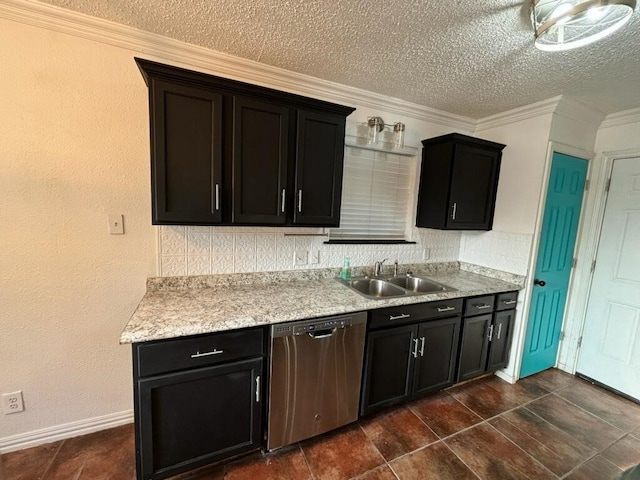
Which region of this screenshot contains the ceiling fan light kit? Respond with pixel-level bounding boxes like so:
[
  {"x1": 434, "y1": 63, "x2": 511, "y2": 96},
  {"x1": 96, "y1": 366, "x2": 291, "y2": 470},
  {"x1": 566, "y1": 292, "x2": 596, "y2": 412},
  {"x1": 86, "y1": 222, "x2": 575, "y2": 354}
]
[{"x1": 532, "y1": 0, "x2": 637, "y2": 51}]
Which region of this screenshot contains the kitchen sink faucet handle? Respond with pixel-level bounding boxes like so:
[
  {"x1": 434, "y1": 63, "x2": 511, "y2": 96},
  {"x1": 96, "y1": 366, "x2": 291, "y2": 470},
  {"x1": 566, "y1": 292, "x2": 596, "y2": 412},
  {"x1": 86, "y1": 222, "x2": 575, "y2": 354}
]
[
  {"x1": 374, "y1": 258, "x2": 387, "y2": 276},
  {"x1": 394, "y1": 260, "x2": 399, "y2": 277}
]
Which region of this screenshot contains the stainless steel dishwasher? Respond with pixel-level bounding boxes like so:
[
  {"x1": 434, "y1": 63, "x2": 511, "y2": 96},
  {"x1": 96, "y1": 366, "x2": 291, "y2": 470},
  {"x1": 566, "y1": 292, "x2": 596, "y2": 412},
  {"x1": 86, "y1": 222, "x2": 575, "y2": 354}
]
[{"x1": 267, "y1": 311, "x2": 367, "y2": 450}]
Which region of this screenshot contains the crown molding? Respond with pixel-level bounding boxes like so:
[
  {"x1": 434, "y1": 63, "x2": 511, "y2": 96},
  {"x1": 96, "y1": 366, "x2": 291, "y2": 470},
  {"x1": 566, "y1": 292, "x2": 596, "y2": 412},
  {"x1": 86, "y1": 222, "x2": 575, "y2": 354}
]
[
  {"x1": 600, "y1": 107, "x2": 640, "y2": 129},
  {"x1": 0, "y1": 0, "x2": 475, "y2": 131},
  {"x1": 475, "y1": 96, "x2": 561, "y2": 131}
]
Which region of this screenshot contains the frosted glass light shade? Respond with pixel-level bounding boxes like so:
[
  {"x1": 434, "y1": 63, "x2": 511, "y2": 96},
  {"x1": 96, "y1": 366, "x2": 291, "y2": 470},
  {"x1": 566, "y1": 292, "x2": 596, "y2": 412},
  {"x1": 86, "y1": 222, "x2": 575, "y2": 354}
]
[{"x1": 532, "y1": 0, "x2": 636, "y2": 51}]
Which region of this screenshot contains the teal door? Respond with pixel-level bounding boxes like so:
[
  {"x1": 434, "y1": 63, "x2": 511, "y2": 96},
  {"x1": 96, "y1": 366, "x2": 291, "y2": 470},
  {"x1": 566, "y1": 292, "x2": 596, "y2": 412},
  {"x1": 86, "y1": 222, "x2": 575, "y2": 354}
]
[{"x1": 520, "y1": 152, "x2": 588, "y2": 378}]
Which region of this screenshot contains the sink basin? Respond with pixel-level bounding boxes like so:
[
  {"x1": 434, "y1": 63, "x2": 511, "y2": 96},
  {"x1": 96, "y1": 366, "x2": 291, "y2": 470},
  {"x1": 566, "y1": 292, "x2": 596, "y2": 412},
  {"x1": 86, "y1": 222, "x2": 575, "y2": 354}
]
[
  {"x1": 385, "y1": 275, "x2": 453, "y2": 293},
  {"x1": 344, "y1": 277, "x2": 409, "y2": 299},
  {"x1": 339, "y1": 275, "x2": 455, "y2": 299}
]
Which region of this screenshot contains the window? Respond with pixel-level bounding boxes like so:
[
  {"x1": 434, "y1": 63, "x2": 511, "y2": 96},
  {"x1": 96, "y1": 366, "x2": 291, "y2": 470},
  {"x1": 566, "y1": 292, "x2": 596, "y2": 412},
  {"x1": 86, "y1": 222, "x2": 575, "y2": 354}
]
[{"x1": 330, "y1": 145, "x2": 416, "y2": 241}]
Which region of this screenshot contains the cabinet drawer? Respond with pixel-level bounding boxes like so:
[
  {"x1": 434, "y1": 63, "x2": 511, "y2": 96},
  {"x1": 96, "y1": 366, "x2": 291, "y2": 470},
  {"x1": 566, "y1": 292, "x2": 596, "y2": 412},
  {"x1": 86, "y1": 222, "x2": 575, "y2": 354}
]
[
  {"x1": 464, "y1": 295, "x2": 495, "y2": 316},
  {"x1": 496, "y1": 291, "x2": 518, "y2": 311},
  {"x1": 369, "y1": 298, "x2": 463, "y2": 330},
  {"x1": 135, "y1": 328, "x2": 263, "y2": 378}
]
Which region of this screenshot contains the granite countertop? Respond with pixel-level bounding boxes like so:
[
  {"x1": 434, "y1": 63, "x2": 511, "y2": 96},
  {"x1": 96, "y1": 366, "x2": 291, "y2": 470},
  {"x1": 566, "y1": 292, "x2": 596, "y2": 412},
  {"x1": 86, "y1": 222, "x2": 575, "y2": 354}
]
[{"x1": 120, "y1": 262, "x2": 524, "y2": 344}]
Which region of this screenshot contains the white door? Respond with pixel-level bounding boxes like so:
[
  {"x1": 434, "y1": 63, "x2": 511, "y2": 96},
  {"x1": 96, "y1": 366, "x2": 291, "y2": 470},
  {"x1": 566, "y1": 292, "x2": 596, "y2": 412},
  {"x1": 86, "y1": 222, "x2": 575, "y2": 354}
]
[{"x1": 576, "y1": 157, "x2": 640, "y2": 400}]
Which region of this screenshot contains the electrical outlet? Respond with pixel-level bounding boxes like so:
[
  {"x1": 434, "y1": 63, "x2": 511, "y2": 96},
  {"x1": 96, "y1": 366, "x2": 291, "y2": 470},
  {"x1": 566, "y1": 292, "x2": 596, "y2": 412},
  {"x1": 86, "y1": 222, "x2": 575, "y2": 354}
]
[
  {"x1": 308, "y1": 250, "x2": 319, "y2": 265},
  {"x1": 293, "y1": 251, "x2": 308, "y2": 266},
  {"x1": 423, "y1": 248, "x2": 431, "y2": 260},
  {"x1": 2, "y1": 391, "x2": 24, "y2": 414}
]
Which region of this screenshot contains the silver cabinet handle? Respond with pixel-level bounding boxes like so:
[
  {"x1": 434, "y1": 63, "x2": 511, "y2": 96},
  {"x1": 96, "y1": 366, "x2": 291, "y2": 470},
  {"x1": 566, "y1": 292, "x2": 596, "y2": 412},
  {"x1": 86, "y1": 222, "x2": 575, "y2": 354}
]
[
  {"x1": 214, "y1": 183, "x2": 220, "y2": 211},
  {"x1": 474, "y1": 304, "x2": 493, "y2": 310},
  {"x1": 451, "y1": 202, "x2": 457, "y2": 220},
  {"x1": 420, "y1": 337, "x2": 426, "y2": 357},
  {"x1": 487, "y1": 324, "x2": 494, "y2": 341},
  {"x1": 496, "y1": 323, "x2": 503, "y2": 340},
  {"x1": 191, "y1": 349, "x2": 224, "y2": 358},
  {"x1": 412, "y1": 338, "x2": 419, "y2": 358},
  {"x1": 255, "y1": 375, "x2": 261, "y2": 403},
  {"x1": 298, "y1": 189, "x2": 303, "y2": 213},
  {"x1": 281, "y1": 189, "x2": 286, "y2": 213},
  {"x1": 436, "y1": 306, "x2": 456, "y2": 313},
  {"x1": 390, "y1": 313, "x2": 410, "y2": 321},
  {"x1": 502, "y1": 299, "x2": 517, "y2": 305}
]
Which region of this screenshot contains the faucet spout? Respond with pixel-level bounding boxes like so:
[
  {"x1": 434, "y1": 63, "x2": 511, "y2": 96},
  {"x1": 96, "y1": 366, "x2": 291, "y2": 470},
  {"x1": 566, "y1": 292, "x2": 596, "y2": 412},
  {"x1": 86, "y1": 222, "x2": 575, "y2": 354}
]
[{"x1": 374, "y1": 258, "x2": 388, "y2": 276}]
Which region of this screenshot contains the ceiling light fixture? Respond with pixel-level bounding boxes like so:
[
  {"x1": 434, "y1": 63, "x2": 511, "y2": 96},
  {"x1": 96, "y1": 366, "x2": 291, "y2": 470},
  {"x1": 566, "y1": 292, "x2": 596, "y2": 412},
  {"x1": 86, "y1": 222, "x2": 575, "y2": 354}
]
[{"x1": 532, "y1": 0, "x2": 636, "y2": 51}]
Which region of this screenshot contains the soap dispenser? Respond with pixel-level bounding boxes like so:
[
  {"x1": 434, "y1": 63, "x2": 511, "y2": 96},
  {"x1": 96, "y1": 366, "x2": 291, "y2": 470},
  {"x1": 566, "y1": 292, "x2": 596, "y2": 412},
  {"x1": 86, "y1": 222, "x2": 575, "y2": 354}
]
[{"x1": 340, "y1": 257, "x2": 352, "y2": 281}]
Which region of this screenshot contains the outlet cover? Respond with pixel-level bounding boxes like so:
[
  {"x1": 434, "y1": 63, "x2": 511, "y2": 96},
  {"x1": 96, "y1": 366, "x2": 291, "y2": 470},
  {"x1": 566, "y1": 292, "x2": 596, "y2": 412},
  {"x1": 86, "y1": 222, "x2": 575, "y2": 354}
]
[
  {"x1": 2, "y1": 391, "x2": 24, "y2": 414},
  {"x1": 293, "y1": 251, "x2": 308, "y2": 266},
  {"x1": 308, "y1": 250, "x2": 319, "y2": 265},
  {"x1": 423, "y1": 248, "x2": 431, "y2": 260},
  {"x1": 108, "y1": 214, "x2": 124, "y2": 235}
]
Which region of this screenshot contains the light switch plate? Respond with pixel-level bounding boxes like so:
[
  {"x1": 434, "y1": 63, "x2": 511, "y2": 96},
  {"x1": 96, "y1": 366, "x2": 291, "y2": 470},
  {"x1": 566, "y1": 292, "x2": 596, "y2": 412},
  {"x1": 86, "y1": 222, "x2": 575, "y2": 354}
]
[
  {"x1": 293, "y1": 251, "x2": 308, "y2": 265},
  {"x1": 108, "y1": 214, "x2": 124, "y2": 235},
  {"x1": 423, "y1": 248, "x2": 430, "y2": 260}
]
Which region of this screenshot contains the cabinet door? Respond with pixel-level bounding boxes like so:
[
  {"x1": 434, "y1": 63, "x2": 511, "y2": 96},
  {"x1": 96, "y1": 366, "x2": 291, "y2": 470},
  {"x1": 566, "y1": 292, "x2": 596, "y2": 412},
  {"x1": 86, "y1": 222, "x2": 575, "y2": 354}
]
[
  {"x1": 360, "y1": 325, "x2": 416, "y2": 416},
  {"x1": 487, "y1": 309, "x2": 514, "y2": 372},
  {"x1": 232, "y1": 97, "x2": 289, "y2": 224},
  {"x1": 448, "y1": 144, "x2": 501, "y2": 230},
  {"x1": 413, "y1": 316, "x2": 461, "y2": 398},
  {"x1": 135, "y1": 358, "x2": 262, "y2": 480},
  {"x1": 150, "y1": 80, "x2": 223, "y2": 224},
  {"x1": 457, "y1": 314, "x2": 492, "y2": 382},
  {"x1": 293, "y1": 110, "x2": 346, "y2": 226}
]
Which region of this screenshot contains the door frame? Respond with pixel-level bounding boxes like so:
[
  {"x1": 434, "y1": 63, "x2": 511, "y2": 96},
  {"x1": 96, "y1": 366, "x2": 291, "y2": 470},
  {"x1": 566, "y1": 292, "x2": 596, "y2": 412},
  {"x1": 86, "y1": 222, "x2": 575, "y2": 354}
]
[
  {"x1": 507, "y1": 141, "x2": 592, "y2": 382},
  {"x1": 557, "y1": 147, "x2": 640, "y2": 373}
]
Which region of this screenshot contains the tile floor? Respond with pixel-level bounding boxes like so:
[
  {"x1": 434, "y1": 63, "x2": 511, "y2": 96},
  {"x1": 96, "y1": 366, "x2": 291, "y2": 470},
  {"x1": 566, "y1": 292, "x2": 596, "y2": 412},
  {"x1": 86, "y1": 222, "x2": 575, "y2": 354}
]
[{"x1": 3, "y1": 369, "x2": 640, "y2": 480}]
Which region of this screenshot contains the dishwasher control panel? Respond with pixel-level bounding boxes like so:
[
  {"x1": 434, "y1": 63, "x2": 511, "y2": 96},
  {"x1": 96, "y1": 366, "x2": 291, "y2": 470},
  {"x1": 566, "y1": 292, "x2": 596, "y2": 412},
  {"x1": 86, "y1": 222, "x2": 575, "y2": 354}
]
[
  {"x1": 292, "y1": 318, "x2": 350, "y2": 335},
  {"x1": 270, "y1": 313, "x2": 366, "y2": 338}
]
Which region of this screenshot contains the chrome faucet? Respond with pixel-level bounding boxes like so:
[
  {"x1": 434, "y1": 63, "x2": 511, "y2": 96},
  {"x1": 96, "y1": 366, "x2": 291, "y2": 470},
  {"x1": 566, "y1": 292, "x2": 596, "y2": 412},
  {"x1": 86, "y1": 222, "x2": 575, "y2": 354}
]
[
  {"x1": 394, "y1": 260, "x2": 399, "y2": 277},
  {"x1": 374, "y1": 258, "x2": 387, "y2": 276}
]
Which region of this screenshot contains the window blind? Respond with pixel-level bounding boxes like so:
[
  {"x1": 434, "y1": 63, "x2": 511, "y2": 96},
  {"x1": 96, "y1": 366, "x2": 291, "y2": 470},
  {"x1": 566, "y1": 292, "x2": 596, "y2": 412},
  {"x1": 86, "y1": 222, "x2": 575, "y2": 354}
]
[{"x1": 331, "y1": 146, "x2": 414, "y2": 240}]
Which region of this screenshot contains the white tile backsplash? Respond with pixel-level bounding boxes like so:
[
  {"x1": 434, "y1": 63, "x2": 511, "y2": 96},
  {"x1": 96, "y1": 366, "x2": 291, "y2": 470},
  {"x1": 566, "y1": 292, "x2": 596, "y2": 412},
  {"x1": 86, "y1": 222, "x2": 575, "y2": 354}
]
[{"x1": 157, "y1": 226, "x2": 532, "y2": 277}]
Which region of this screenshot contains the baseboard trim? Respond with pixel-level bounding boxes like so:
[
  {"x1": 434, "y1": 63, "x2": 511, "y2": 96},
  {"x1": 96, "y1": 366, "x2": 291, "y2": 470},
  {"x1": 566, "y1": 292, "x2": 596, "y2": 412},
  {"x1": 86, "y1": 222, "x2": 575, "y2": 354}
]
[
  {"x1": 0, "y1": 410, "x2": 133, "y2": 454},
  {"x1": 495, "y1": 369, "x2": 516, "y2": 384}
]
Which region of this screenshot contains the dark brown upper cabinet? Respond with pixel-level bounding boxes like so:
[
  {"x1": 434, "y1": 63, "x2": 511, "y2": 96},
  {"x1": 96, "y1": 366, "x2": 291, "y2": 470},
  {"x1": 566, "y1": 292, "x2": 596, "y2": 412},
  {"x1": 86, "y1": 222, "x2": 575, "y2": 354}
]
[
  {"x1": 136, "y1": 58, "x2": 355, "y2": 227},
  {"x1": 416, "y1": 133, "x2": 505, "y2": 230}
]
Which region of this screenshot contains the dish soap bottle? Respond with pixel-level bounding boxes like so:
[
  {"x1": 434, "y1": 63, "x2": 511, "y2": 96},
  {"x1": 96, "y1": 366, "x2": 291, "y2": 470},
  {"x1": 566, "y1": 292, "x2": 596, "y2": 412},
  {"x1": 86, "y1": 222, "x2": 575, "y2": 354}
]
[{"x1": 341, "y1": 257, "x2": 352, "y2": 281}]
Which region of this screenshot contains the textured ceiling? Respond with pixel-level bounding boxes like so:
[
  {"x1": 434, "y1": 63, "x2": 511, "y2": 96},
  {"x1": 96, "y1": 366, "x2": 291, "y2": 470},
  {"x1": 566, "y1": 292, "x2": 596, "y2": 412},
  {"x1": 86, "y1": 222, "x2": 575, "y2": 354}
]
[{"x1": 39, "y1": 0, "x2": 640, "y2": 118}]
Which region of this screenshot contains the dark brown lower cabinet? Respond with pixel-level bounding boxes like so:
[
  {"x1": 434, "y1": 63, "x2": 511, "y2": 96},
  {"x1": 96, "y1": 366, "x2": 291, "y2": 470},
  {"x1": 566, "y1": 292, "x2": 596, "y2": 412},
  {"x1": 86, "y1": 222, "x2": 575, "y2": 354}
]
[
  {"x1": 133, "y1": 330, "x2": 264, "y2": 480},
  {"x1": 360, "y1": 315, "x2": 461, "y2": 416},
  {"x1": 457, "y1": 301, "x2": 516, "y2": 382}
]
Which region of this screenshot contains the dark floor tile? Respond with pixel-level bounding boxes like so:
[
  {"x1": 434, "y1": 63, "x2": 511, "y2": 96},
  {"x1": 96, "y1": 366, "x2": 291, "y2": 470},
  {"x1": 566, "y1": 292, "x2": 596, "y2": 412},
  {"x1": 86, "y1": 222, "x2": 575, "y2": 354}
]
[
  {"x1": 564, "y1": 455, "x2": 623, "y2": 480},
  {"x1": 601, "y1": 434, "x2": 640, "y2": 471},
  {"x1": 389, "y1": 441, "x2": 477, "y2": 480},
  {"x1": 446, "y1": 423, "x2": 556, "y2": 480},
  {"x1": 490, "y1": 409, "x2": 594, "y2": 476},
  {"x1": 557, "y1": 380, "x2": 640, "y2": 432},
  {"x1": 42, "y1": 424, "x2": 135, "y2": 480},
  {"x1": 301, "y1": 425, "x2": 385, "y2": 480},
  {"x1": 223, "y1": 445, "x2": 311, "y2": 480},
  {"x1": 2, "y1": 441, "x2": 62, "y2": 480},
  {"x1": 408, "y1": 392, "x2": 482, "y2": 438},
  {"x1": 352, "y1": 464, "x2": 397, "y2": 480},
  {"x1": 521, "y1": 368, "x2": 579, "y2": 392},
  {"x1": 360, "y1": 407, "x2": 438, "y2": 461},
  {"x1": 483, "y1": 375, "x2": 550, "y2": 404},
  {"x1": 527, "y1": 394, "x2": 624, "y2": 451},
  {"x1": 449, "y1": 380, "x2": 523, "y2": 419}
]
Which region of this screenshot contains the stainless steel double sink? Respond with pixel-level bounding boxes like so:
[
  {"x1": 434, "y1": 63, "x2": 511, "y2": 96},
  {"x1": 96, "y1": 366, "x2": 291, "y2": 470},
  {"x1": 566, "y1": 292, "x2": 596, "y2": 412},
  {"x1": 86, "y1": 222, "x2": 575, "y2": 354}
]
[{"x1": 339, "y1": 274, "x2": 456, "y2": 300}]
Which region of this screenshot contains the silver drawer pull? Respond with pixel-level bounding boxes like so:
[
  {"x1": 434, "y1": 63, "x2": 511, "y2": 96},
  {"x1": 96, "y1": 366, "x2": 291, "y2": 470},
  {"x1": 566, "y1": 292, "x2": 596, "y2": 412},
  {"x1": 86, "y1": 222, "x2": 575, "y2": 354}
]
[
  {"x1": 214, "y1": 183, "x2": 220, "y2": 211},
  {"x1": 474, "y1": 304, "x2": 492, "y2": 310},
  {"x1": 255, "y1": 375, "x2": 261, "y2": 403},
  {"x1": 412, "y1": 338, "x2": 419, "y2": 358},
  {"x1": 420, "y1": 337, "x2": 426, "y2": 357},
  {"x1": 390, "y1": 313, "x2": 410, "y2": 321},
  {"x1": 281, "y1": 189, "x2": 286, "y2": 213},
  {"x1": 496, "y1": 323, "x2": 503, "y2": 340},
  {"x1": 298, "y1": 190, "x2": 303, "y2": 213},
  {"x1": 191, "y1": 349, "x2": 224, "y2": 358},
  {"x1": 436, "y1": 306, "x2": 456, "y2": 312},
  {"x1": 502, "y1": 299, "x2": 517, "y2": 305},
  {"x1": 488, "y1": 324, "x2": 494, "y2": 341}
]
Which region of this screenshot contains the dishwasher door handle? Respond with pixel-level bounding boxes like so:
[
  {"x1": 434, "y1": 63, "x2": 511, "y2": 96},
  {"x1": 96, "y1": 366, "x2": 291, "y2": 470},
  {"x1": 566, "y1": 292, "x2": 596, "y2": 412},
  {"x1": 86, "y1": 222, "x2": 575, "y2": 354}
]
[{"x1": 308, "y1": 328, "x2": 337, "y2": 339}]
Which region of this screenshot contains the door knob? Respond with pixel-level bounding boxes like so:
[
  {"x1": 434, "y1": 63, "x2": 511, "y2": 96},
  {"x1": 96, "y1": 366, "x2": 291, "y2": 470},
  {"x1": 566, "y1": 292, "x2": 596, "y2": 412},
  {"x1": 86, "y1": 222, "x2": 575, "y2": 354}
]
[{"x1": 534, "y1": 279, "x2": 546, "y2": 287}]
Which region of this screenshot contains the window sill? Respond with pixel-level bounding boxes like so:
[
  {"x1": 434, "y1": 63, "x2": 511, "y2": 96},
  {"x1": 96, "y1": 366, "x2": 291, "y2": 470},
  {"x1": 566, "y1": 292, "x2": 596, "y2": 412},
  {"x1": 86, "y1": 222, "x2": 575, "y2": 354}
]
[{"x1": 324, "y1": 240, "x2": 417, "y2": 245}]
